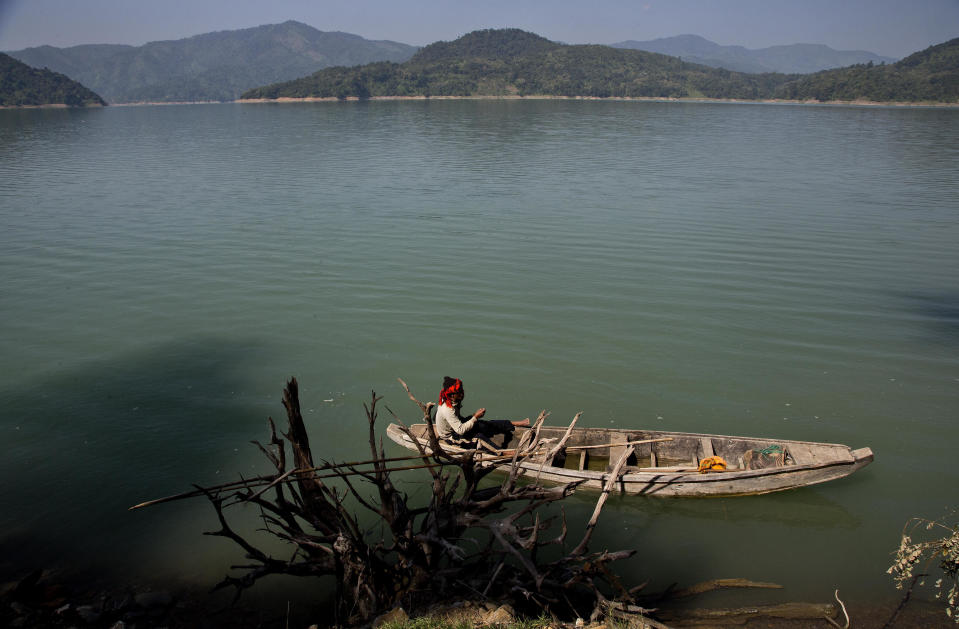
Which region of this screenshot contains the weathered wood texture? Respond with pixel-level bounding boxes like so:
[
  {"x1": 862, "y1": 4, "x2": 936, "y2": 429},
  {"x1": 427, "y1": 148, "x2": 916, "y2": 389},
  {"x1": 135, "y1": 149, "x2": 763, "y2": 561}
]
[{"x1": 387, "y1": 423, "x2": 873, "y2": 497}]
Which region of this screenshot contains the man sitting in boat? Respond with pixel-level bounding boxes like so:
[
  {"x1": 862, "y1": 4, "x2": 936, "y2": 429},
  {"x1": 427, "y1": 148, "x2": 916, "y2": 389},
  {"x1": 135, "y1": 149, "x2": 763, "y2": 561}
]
[{"x1": 434, "y1": 377, "x2": 527, "y2": 450}]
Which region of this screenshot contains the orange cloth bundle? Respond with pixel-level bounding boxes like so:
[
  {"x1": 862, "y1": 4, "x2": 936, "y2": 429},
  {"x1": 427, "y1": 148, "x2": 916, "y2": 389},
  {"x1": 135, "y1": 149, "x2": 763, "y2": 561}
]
[{"x1": 698, "y1": 456, "x2": 727, "y2": 473}]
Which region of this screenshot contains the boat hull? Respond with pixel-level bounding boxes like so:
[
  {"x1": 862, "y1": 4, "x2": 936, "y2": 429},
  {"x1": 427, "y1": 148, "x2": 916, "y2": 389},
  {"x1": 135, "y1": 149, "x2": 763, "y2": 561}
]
[{"x1": 385, "y1": 423, "x2": 873, "y2": 498}]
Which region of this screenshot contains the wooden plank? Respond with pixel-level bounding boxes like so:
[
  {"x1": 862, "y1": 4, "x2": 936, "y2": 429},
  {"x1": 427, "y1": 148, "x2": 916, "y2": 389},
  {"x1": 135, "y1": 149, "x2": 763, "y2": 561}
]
[
  {"x1": 701, "y1": 437, "x2": 715, "y2": 458},
  {"x1": 578, "y1": 450, "x2": 588, "y2": 471},
  {"x1": 607, "y1": 432, "x2": 628, "y2": 472},
  {"x1": 785, "y1": 443, "x2": 814, "y2": 464},
  {"x1": 638, "y1": 466, "x2": 696, "y2": 472}
]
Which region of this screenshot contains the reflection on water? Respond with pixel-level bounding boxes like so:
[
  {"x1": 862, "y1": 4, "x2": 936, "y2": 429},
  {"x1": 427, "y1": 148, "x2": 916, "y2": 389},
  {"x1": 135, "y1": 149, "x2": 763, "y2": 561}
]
[
  {"x1": 621, "y1": 488, "x2": 862, "y2": 529},
  {"x1": 900, "y1": 292, "x2": 959, "y2": 342},
  {"x1": 0, "y1": 337, "x2": 273, "y2": 580}
]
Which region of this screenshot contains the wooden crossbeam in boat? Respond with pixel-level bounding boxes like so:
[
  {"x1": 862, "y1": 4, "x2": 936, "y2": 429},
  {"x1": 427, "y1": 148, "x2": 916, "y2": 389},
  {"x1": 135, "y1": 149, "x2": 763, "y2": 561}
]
[
  {"x1": 701, "y1": 437, "x2": 715, "y2": 458},
  {"x1": 608, "y1": 433, "x2": 629, "y2": 473},
  {"x1": 578, "y1": 449, "x2": 589, "y2": 471}
]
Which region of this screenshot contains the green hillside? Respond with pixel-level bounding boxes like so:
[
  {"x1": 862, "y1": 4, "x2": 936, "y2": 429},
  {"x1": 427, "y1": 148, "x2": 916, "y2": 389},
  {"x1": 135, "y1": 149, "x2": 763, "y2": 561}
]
[
  {"x1": 242, "y1": 29, "x2": 794, "y2": 100},
  {"x1": 0, "y1": 53, "x2": 105, "y2": 107},
  {"x1": 773, "y1": 37, "x2": 959, "y2": 103},
  {"x1": 242, "y1": 29, "x2": 959, "y2": 104},
  {"x1": 6, "y1": 21, "x2": 418, "y2": 103},
  {"x1": 613, "y1": 35, "x2": 897, "y2": 74}
]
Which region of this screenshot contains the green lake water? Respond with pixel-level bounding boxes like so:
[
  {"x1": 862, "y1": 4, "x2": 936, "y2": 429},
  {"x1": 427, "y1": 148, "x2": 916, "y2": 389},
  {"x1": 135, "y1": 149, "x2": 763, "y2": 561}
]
[{"x1": 0, "y1": 100, "x2": 957, "y2": 610}]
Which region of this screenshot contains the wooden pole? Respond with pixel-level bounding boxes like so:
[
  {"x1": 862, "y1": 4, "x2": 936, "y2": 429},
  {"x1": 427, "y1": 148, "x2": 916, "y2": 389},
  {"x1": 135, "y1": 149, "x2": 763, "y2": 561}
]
[
  {"x1": 571, "y1": 444, "x2": 635, "y2": 556},
  {"x1": 564, "y1": 437, "x2": 673, "y2": 451},
  {"x1": 131, "y1": 436, "x2": 673, "y2": 511},
  {"x1": 127, "y1": 451, "x2": 470, "y2": 511},
  {"x1": 129, "y1": 452, "x2": 528, "y2": 511}
]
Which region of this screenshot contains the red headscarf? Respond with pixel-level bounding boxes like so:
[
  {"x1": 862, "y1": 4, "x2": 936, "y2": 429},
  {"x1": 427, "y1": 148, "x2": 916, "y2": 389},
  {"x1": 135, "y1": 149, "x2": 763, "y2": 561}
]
[{"x1": 439, "y1": 377, "x2": 463, "y2": 407}]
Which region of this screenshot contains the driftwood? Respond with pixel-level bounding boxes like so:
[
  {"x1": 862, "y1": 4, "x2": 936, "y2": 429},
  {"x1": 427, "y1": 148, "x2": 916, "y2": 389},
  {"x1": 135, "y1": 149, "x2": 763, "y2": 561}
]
[
  {"x1": 133, "y1": 377, "x2": 847, "y2": 628},
  {"x1": 669, "y1": 578, "x2": 783, "y2": 598},
  {"x1": 644, "y1": 579, "x2": 842, "y2": 628},
  {"x1": 134, "y1": 378, "x2": 646, "y2": 625},
  {"x1": 657, "y1": 601, "x2": 837, "y2": 626}
]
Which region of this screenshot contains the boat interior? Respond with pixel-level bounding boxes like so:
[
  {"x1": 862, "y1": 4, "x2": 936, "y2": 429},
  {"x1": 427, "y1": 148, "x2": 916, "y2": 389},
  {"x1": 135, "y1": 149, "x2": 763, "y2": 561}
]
[
  {"x1": 512, "y1": 427, "x2": 796, "y2": 473},
  {"x1": 406, "y1": 424, "x2": 800, "y2": 473}
]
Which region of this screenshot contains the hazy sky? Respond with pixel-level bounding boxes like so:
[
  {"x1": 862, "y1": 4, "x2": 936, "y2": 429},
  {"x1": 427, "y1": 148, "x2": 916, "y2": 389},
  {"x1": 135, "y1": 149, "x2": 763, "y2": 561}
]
[{"x1": 0, "y1": 0, "x2": 956, "y2": 58}]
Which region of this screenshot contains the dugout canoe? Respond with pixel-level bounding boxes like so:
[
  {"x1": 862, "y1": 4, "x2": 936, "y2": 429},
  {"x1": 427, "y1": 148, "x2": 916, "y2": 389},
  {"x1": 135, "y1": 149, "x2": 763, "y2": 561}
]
[{"x1": 385, "y1": 423, "x2": 873, "y2": 497}]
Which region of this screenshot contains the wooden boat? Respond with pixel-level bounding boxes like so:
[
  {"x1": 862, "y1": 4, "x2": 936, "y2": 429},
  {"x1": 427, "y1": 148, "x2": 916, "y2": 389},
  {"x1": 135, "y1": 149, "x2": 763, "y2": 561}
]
[{"x1": 385, "y1": 423, "x2": 873, "y2": 498}]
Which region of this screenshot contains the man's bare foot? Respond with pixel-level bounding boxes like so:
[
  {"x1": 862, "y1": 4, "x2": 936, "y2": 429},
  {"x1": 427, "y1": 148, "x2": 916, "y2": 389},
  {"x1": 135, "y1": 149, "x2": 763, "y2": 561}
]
[{"x1": 511, "y1": 418, "x2": 531, "y2": 427}]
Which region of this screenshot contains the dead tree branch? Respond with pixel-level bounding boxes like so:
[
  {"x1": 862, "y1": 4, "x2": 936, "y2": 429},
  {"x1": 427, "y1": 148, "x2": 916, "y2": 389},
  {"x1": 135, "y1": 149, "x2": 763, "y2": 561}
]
[{"x1": 133, "y1": 378, "x2": 640, "y2": 624}]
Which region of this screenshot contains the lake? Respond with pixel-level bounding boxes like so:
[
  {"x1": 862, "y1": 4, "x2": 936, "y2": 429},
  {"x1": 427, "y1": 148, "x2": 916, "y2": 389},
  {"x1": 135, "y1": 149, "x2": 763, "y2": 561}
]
[{"x1": 1, "y1": 99, "x2": 957, "y2": 613}]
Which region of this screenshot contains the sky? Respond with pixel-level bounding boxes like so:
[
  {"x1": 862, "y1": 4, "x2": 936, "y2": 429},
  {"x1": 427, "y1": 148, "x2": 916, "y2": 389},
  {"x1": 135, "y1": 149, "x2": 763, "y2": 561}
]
[{"x1": 0, "y1": 0, "x2": 956, "y2": 59}]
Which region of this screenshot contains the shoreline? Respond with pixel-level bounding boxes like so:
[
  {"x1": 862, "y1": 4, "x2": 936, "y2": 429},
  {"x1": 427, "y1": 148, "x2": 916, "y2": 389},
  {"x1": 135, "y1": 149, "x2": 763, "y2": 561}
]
[
  {"x1": 3, "y1": 565, "x2": 956, "y2": 629},
  {"x1": 235, "y1": 94, "x2": 959, "y2": 108},
  {"x1": 5, "y1": 96, "x2": 954, "y2": 109},
  {"x1": 5, "y1": 96, "x2": 951, "y2": 109},
  {"x1": 0, "y1": 103, "x2": 104, "y2": 109}
]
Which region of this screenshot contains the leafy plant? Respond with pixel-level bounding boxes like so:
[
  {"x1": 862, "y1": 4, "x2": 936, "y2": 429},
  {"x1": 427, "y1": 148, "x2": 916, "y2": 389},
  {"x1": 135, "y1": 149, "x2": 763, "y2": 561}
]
[{"x1": 887, "y1": 514, "x2": 959, "y2": 623}]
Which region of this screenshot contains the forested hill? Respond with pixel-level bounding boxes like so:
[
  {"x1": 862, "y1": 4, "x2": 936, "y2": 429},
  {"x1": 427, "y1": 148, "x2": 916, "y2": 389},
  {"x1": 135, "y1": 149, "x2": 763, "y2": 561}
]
[
  {"x1": 0, "y1": 53, "x2": 105, "y2": 107},
  {"x1": 613, "y1": 34, "x2": 897, "y2": 74},
  {"x1": 242, "y1": 29, "x2": 959, "y2": 104},
  {"x1": 774, "y1": 37, "x2": 959, "y2": 103},
  {"x1": 6, "y1": 21, "x2": 417, "y2": 103},
  {"x1": 242, "y1": 29, "x2": 793, "y2": 100},
  {"x1": 411, "y1": 28, "x2": 559, "y2": 63}
]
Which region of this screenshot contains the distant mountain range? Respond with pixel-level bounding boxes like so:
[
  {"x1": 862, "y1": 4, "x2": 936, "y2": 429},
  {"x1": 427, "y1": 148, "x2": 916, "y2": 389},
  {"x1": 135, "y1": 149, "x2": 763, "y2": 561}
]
[
  {"x1": 0, "y1": 52, "x2": 105, "y2": 107},
  {"x1": 5, "y1": 21, "x2": 417, "y2": 103},
  {"x1": 5, "y1": 22, "x2": 953, "y2": 107},
  {"x1": 613, "y1": 34, "x2": 897, "y2": 74},
  {"x1": 243, "y1": 29, "x2": 959, "y2": 104}
]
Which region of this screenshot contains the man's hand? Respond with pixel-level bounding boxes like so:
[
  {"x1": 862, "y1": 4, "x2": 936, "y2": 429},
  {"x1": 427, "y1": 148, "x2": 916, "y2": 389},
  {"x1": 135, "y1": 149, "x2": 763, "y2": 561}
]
[{"x1": 473, "y1": 407, "x2": 486, "y2": 419}]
